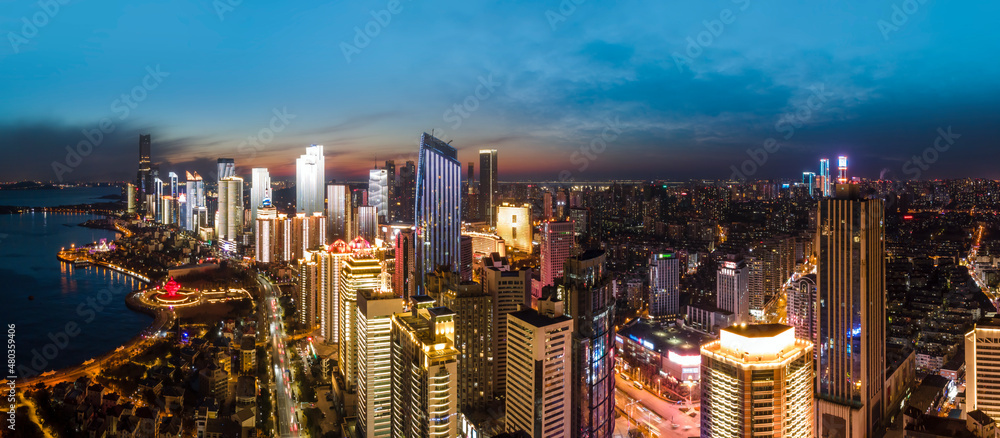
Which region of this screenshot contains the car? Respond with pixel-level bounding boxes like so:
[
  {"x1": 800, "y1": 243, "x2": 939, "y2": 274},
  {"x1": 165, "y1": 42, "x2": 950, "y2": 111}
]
[
  {"x1": 620, "y1": 373, "x2": 629, "y2": 381},
  {"x1": 633, "y1": 382, "x2": 643, "y2": 390}
]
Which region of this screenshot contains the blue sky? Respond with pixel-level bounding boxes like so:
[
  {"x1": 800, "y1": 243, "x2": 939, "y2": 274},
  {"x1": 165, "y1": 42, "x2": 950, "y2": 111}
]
[{"x1": 0, "y1": 0, "x2": 998, "y2": 182}]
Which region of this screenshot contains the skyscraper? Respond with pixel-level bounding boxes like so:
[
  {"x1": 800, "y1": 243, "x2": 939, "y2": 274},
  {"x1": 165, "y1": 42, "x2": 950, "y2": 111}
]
[
  {"x1": 185, "y1": 171, "x2": 206, "y2": 231},
  {"x1": 250, "y1": 168, "x2": 270, "y2": 225},
  {"x1": 837, "y1": 155, "x2": 848, "y2": 184},
  {"x1": 255, "y1": 201, "x2": 279, "y2": 263},
  {"x1": 966, "y1": 318, "x2": 1000, "y2": 422},
  {"x1": 216, "y1": 176, "x2": 244, "y2": 243},
  {"x1": 368, "y1": 168, "x2": 389, "y2": 223},
  {"x1": 396, "y1": 160, "x2": 416, "y2": 223},
  {"x1": 327, "y1": 184, "x2": 352, "y2": 241},
  {"x1": 415, "y1": 133, "x2": 461, "y2": 290},
  {"x1": 339, "y1": 247, "x2": 381, "y2": 393},
  {"x1": 541, "y1": 220, "x2": 575, "y2": 287},
  {"x1": 217, "y1": 158, "x2": 235, "y2": 181},
  {"x1": 717, "y1": 257, "x2": 749, "y2": 325},
  {"x1": 393, "y1": 228, "x2": 415, "y2": 298},
  {"x1": 700, "y1": 324, "x2": 815, "y2": 438},
  {"x1": 485, "y1": 263, "x2": 531, "y2": 399},
  {"x1": 562, "y1": 250, "x2": 616, "y2": 438},
  {"x1": 496, "y1": 203, "x2": 532, "y2": 252},
  {"x1": 357, "y1": 206, "x2": 377, "y2": 244},
  {"x1": 786, "y1": 274, "x2": 817, "y2": 354},
  {"x1": 649, "y1": 250, "x2": 680, "y2": 322},
  {"x1": 506, "y1": 301, "x2": 573, "y2": 438},
  {"x1": 816, "y1": 184, "x2": 885, "y2": 437},
  {"x1": 384, "y1": 159, "x2": 395, "y2": 220},
  {"x1": 802, "y1": 171, "x2": 816, "y2": 197},
  {"x1": 479, "y1": 149, "x2": 498, "y2": 226},
  {"x1": 820, "y1": 158, "x2": 831, "y2": 197},
  {"x1": 137, "y1": 134, "x2": 151, "y2": 210},
  {"x1": 433, "y1": 271, "x2": 493, "y2": 411},
  {"x1": 357, "y1": 281, "x2": 403, "y2": 438},
  {"x1": 296, "y1": 145, "x2": 326, "y2": 215}
]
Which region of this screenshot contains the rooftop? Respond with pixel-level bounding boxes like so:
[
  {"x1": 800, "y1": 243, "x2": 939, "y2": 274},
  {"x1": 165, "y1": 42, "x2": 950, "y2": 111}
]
[
  {"x1": 723, "y1": 323, "x2": 791, "y2": 338},
  {"x1": 510, "y1": 309, "x2": 571, "y2": 328}
]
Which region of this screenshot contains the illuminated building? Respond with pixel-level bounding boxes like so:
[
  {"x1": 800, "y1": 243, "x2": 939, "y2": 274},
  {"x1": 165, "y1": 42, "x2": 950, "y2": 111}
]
[
  {"x1": 369, "y1": 168, "x2": 389, "y2": 223},
  {"x1": 462, "y1": 231, "x2": 506, "y2": 258},
  {"x1": 966, "y1": 318, "x2": 1000, "y2": 421},
  {"x1": 136, "y1": 134, "x2": 152, "y2": 212},
  {"x1": 816, "y1": 184, "x2": 885, "y2": 437},
  {"x1": 357, "y1": 205, "x2": 377, "y2": 244},
  {"x1": 289, "y1": 212, "x2": 325, "y2": 261},
  {"x1": 540, "y1": 220, "x2": 574, "y2": 287},
  {"x1": 357, "y1": 278, "x2": 404, "y2": 438},
  {"x1": 185, "y1": 171, "x2": 206, "y2": 232},
  {"x1": 217, "y1": 158, "x2": 235, "y2": 181},
  {"x1": 298, "y1": 258, "x2": 320, "y2": 328},
  {"x1": 296, "y1": 144, "x2": 325, "y2": 215},
  {"x1": 339, "y1": 244, "x2": 381, "y2": 392},
  {"x1": 391, "y1": 296, "x2": 459, "y2": 437},
  {"x1": 126, "y1": 183, "x2": 136, "y2": 214},
  {"x1": 394, "y1": 228, "x2": 415, "y2": 297},
  {"x1": 431, "y1": 270, "x2": 493, "y2": 410},
  {"x1": 802, "y1": 171, "x2": 815, "y2": 197},
  {"x1": 497, "y1": 203, "x2": 532, "y2": 253},
  {"x1": 250, "y1": 168, "x2": 270, "y2": 225},
  {"x1": 254, "y1": 201, "x2": 279, "y2": 263},
  {"x1": 562, "y1": 250, "x2": 615, "y2": 438},
  {"x1": 152, "y1": 176, "x2": 163, "y2": 221},
  {"x1": 569, "y1": 207, "x2": 590, "y2": 241},
  {"x1": 700, "y1": 324, "x2": 814, "y2": 438},
  {"x1": 485, "y1": 261, "x2": 531, "y2": 398},
  {"x1": 327, "y1": 184, "x2": 352, "y2": 241},
  {"x1": 543, "y1": 190, "x2": 552, "y2": 220},
  {"x1": 717, "y1": 256, "x2": 749, "y2": 325},
  {"x1": 820, "y1": 158, "x2": 831, "y2": 197},
  {"x1": 216, "y1": 176, "x2": 244, "y2": 243},
  {"x1": 479, "y1": 149, "x2": 498, "y2": 226},
  {"x1": 505, "y1": 299, "x2": 573, "y2": 438},
  {"x1": 616, "y1": 319, "x2": 708, "y2": 385},
  {"x1": 396, "y1": 160, "x2": 416, "y2": 223},
  {"x1": 460, "y1": 235, "x2": 472, "y2": 281},
  {"x1": 649, "y1": 250, "x2": 680, "y2": 322},
  {"x1": 384, "y1": 160, "x2": 395, "y2": 219},
  {"x1": 837, "y1": 155, "x2": 848, "y2": 184},
  {"x1": 416, "y1": 133, "x2": 462, "y2": 290},
  {"x1": 160, "y1": 195, "x2": 174, "y2": 225},
  {"x1": 786, "y1": 274, "x2": 817, "y2": 356}
]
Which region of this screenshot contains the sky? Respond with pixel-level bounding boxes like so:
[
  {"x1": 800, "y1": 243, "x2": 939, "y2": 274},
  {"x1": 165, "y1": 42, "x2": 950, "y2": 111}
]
[{"x1": 0, "y1": 0, "x2": 998, "y2": 183}]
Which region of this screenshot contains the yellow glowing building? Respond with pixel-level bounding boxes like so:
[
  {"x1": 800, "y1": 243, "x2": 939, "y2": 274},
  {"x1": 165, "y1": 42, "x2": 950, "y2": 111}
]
[
  {"x1": 700, "y1": 324, "x2": 814, "y2": 438},
  {"x1": 496, "y1": 203, "x2": 532, "y2": 253}
]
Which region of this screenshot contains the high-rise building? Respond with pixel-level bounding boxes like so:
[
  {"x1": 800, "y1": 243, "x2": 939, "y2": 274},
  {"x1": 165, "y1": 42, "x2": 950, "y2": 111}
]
[
  {"x1": 396, "y1": 161, "x2": 416, "y2": 223},
  {"x1": 802, "y1": 171, "x2": 816, "y2": 197},
  {"x1": 357, "y1": 281, "x2": 404, "y2": 438},
  {"x1": 416, "y1": 133, "x2": 462, "y2": 290},
  {"x1": 289, "y1": 213, "x2": 326, "y2": 261},
  {"x1": 384, "y1": 160, "x2": 396, "y2": 220},
  {"x1": 562, "y1": 250, "x2": 616, "y2": 438},
  {"x1": 506, "y1": 301, "x2": 573, "y2": 438},
  {"x1": 717, "y1": 257, "x2": 749, "y2": 325},
  {"x1": 216, "y1": 176, "x2": 244, "y2": 243},
  {"x1": 496, "y1": 203, "x2": 532, "y2": 253},
  {"x1": 296, "y1": 145, "x2": 326, "y2": 215},
  {"x1": 479, "y1": 149, "x2": 498, "y2": 226},
  {"x1": 700, "y1": 324, "x2": 815, "y2": 438},
  {"x1": 185, "y1": 171, "x2": 206, "y2": 232},
  {"x1": 217, "y1": 158, "x2": 235, "y2": 182},
  {"x1": 391, "y1": 297, "x2": 459, "y2": 437},
  {"x1": 432, "y1": 271, "x2": 493, "y2": 411},
  {"x1": 255, "y1": 201, "x2": 279, "y2": 263},
  {"x1": 357, "y1": 206, "x2": 378, "y2": 244},
  {"x1": 837, "y1": 155, "x2": 848, "y2": 184},
  {"x1": 339, "y1": 247, "x2": 381, "y2": 392},
  {"x1": 541, "y1": 220, "x2": 575, "y2": 287},
  {"x1": 485, "y1": 263, "x2": 531, "y2": 399},
  {"x1": 815, "y1": 184, "x2": 885, "y2": 437},
  {"x1": 543, "y1": 191, "x2": 553, "y2": 220},
  {"x1": 298, "y1": 258, "x2": 320, "y2": 328},
  {"x1": 649, "y1": 250, "x2": 680, "y2": 322},
  {"x1": 250, "y1": 168, "x2": 270, "y2": 225},
  {"x1": 369, "y1": 168, "x2": 389, "y2": 223},
  {"x1": 394, "y1": 228, "x2": 415, "y2": 298},
  {"x1": 137, "y1": 134, "x2": 151, "y2": 210},
  {"x1": 820, "y1": 158, "x2": 831, "y2": 197},
  {"x1": 786, "y1": 274, "x2": 817, "y2": 354},
  {"x1": 327, "y1": 184, "x2": 352, "y2": 241},
  {"x1": 966, "y1": 318, "x2": 1000, "y2": 421},
  {"x1": 460, "y1": 235, "x2": 473, "y2": 282},
  {"x1": 320, "y1": 240, "x2": 353, "y2": 344}
]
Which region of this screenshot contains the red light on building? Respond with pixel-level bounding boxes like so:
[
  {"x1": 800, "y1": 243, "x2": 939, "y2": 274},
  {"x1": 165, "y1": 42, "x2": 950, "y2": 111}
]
[{"x1": 903, "y1": 215, "x2": 914, "y2": 220}]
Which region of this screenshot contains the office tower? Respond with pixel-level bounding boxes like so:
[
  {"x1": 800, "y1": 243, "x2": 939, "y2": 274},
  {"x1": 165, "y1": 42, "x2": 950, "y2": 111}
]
[
  {"x1": 185, "y1": 171, "x2": 206, "y2": 232},
  {"x1": 369, "y1": 168, "x2": 389, "y2": 223},
  {"x1": 786, "y1": 274, "x2": 817, "y2": 353},
  {"x1": 137, "y1": 134, "x2": 151, "y2": 210},
  {"x1": 485, "y1": 264, "x2": 531, "y2": 398},
  {"x1": 394, "y1": 228, "x2": 415, "y2": 298},
  {"x1": 464, "y1": 161, "x2": 478, "y2": 222},
  {"x1": 160, "y1": 196, "x2": 174, "y2": 225},
  {"x1": 250, "y1": 168, "x2": 270, "y2": 225},
  {"x1": 126, "y1": 183, "x2": 136, "y2": 214},
  {"x1": 467, "y1": 162, "x2": 475, "y2": 193},
  {"x1": 497, "y1": 203, "x2": 532, "y2": 253},
  {"x1": 433, "y1": 271, "x2": 493, "y2": 411},
  {"x1": 416, "y1": 133, "x2": 462, "y2": 289},
  {"x1": 569, "y1": 208, "x2": 590, "y2": 240},
  {"x1": 391, "y1": 297, "x2": 460, "y2": 437},
  {"x1": 802, "y1": 171, "x2": 815, "y2": 197},
  {"x1": 384, "y1": 159, "x2": 395, "y2": 220},
  {"x1": 216, "y1": 176, "x2": 244, "y2": 243},
  {"x1": 837, "y1": 155, "x2": 848, "y2": 184},
  {"x1": 339, "y1": 249, "x2": 381, "y2": 392},
  {"x1": 540, "y1": 220, "x2": 575, "y2": 287},
  {"x1": 717, "y1": 256, "x2": 749, "y2": 325},
  {"x1": 555, "y1": 191, "x2": 567, "y2": 219},
  {"x1": 321, "y1": 240, "x2": 353, "y2": 344},
  {"x1": 167, "y1": 172, "x2": 178, "y2": 199},
  {"x1": 327, "y1": 184, "x2": 352, "y2": 241},
  {"x1": 543, "y1": 190, "x2": 552, "y2": 220},
  {"x1": 479, "y1": 149, "x2": 498, "y2": 226},
  {"x1": 649, "y1": 250, "x2": 680, "y2": 322},
  {"x1": 255, "y1": 202, "x2": 279, "y2": 263},
  {"x1": 506, "y1": 301, "x2": 573, "y2": 438},
  {"x1": 562, "y1": 250, "x2": 615, "y2": 438},
  {"x1": 816, "y1": 184, "x2": 885, "y2": 437},
  {"x1": 820, "y1": 158, "x2": 831, "y2": 197},
  {"x1": 966, "y1": 318, "x2": 1000, "y2": 421},
  {"x1": 217, "y1": 158, "x2": 235, "y2": 182},
  {"x1": 357, "y1": 281, "x2": 404, "y2": 438},
  {"x1": 396, "y1": 160, "x2": 416, "y2": 223},
  {"x1": 298, "y1": 259, "x2": 320, "y2": 328},
  {"x1": 460, "y1": 235, "x2": 472, "y2": 282},
  {"x1": 177, "y1": 183, "x2": 187, "y2": 229},
  {"x1": 152, "y1": 176, "x2": 164, "y2": 221},
  {"x1": 296, "y1": 145, "x2": 326, "y2": 215},
  {"x1": 700, "y1": 324, "x2": 815, "y2": 438},
  {"x1": 357, "y1": 206, "x2": 377, "y2": 244}
]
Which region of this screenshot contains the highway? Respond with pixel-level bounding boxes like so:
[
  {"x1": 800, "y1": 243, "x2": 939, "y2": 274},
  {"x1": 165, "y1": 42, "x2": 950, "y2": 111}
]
[{"x1": 260, "y1": 274, "x2": 302, "y2": 438}]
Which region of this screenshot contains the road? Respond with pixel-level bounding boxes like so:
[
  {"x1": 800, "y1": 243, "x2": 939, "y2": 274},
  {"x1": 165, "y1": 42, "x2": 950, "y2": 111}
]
[
  {"x1": 616, "y1": 375, "x2": 699, "y2": 438},
  {"x1": 260, "y1": 274, "x2": 302, "y2": 438}
]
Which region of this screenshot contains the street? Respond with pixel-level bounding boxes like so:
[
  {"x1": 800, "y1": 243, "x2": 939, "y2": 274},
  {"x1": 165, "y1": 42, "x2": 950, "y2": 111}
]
[
  {"x1": 615, "y1": 374, "x2": 699, "y2": 438},
  {"x1": 260, "y1": 274, "x2": 302, "y2": 438}
]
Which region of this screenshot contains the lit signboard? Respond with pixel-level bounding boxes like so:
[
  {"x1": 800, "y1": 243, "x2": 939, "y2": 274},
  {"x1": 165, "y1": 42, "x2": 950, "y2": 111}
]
[
  {"x1": 838, "y1": 156, "x2": 848, "y2": 168},
  {"x1": 668, "y1": 351, "x2": 701, "y2": 367}
]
